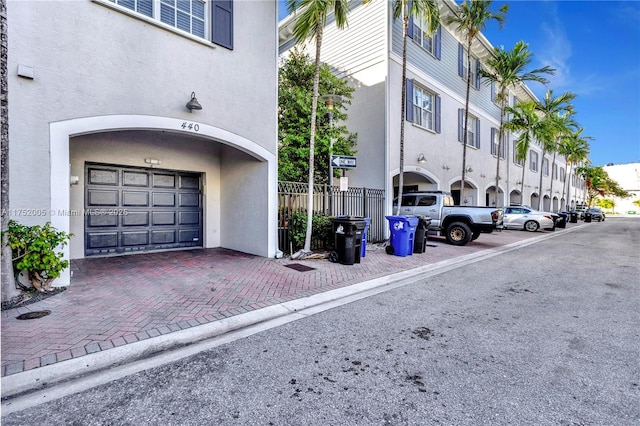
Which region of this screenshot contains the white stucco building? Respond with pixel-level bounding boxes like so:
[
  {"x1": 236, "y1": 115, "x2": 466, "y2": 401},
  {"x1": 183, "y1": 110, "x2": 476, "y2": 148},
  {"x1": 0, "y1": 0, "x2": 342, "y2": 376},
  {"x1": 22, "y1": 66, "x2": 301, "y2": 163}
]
[
  {"x1": 7, "y1": 0, "x2": 279, "y2": 285},
  {"x1": 279, "y1": 0, "x2": 586, "y2": 212},
  {"x1": 602, "y1": 163, "x2": 640, "y2": 215}
]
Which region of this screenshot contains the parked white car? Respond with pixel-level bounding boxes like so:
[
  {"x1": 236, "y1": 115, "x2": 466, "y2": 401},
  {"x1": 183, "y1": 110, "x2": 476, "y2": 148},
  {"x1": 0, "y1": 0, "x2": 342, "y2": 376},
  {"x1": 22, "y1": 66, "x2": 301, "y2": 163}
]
[{"x1": 503, "y1": 206, "x2": 556, "y2": 232}]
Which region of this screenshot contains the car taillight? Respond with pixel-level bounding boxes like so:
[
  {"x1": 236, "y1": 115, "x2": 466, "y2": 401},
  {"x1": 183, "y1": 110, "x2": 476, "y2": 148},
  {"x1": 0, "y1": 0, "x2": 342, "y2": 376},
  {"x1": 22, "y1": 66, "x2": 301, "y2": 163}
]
[
  {"x1": 544, "y1": 215, "x2": 552, "y2": 220},
  {"x1": 491, "y1": 211, "x2": 499, "y2": 221}
]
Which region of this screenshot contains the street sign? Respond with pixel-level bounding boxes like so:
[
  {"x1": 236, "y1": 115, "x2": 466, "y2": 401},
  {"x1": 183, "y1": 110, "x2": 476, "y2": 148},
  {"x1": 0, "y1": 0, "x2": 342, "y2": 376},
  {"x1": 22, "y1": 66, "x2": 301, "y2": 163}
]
[{"x1": 331, "y1": 155, "x2": 357, "y2": 168}]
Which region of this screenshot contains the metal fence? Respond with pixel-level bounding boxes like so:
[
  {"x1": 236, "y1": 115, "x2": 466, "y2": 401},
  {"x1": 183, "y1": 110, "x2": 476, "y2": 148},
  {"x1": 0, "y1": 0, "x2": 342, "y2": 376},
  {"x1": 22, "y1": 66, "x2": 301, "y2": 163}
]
[{"x1": 278, "y1": 181, "x2": 386, "y2": 254}]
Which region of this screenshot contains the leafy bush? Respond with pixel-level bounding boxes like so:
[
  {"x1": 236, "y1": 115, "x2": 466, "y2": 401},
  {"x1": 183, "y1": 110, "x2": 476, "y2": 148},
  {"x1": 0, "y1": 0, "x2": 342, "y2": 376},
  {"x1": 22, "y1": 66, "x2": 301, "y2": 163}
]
[
  {"x1": 288, "y1": 210, "x2": 334, "y2": 252},
  {"x1": 3, "y1": 220, "x2": 72, "y2": 292}
]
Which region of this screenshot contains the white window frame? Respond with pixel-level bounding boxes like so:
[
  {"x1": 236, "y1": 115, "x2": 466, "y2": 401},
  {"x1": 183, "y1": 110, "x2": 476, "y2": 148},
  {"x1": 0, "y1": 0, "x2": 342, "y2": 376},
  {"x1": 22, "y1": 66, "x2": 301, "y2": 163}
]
[
  {"x1": 107, "y1": 0, "x2": 208, "y2": 39},
  {"x1": 413, "y1": 17, "x2": 436, "y2": 55},
  {"x1": 467, "y1": 115, "x2": 479, "y2": 148},
  {"x1": 462, "y1": 52, "x2": 479, "y2": 88},
  {"x1": 513, "y1": 139, "x2": 524, "y2": 166},
  {"x1": 543, "y1": 158, "x2": 549, "y2": 176},
  {"x1": 413, "y1": 85, "x2": 435, "y2": 131},
  {"x1": 491, "y1": 129, "x2": 506, "y2": 159},
  {"x1": 530, "y1": 151, "x2": 539, "y2": 172},
  {"x1": 560, "y1": 167, "x2": 565, "y2": 181}
]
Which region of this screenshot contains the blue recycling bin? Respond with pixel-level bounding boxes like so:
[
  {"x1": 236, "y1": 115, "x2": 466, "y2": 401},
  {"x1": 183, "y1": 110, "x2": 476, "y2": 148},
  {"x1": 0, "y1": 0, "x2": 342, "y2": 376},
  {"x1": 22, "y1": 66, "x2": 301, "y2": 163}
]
[
  {"x1": 361, "y1": 217, "x2": 370, "y2": 257},
  {"x1": 385, "y1": 215, "x2": 418, "y2": 257}
]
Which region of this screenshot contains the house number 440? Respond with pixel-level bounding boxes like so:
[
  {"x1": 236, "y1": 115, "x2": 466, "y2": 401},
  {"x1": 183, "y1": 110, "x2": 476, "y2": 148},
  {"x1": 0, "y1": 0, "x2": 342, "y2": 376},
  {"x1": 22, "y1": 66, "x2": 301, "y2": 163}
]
[{"x1": 180, "y1": 122, "x2": 200, "y2": 132}]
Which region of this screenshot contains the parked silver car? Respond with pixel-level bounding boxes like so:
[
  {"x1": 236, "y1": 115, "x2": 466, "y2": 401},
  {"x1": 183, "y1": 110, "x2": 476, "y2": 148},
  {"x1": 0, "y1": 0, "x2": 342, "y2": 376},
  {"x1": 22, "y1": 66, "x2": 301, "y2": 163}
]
[{"x1": 503, "y1": 206, "x2": 556, "y2": 232}]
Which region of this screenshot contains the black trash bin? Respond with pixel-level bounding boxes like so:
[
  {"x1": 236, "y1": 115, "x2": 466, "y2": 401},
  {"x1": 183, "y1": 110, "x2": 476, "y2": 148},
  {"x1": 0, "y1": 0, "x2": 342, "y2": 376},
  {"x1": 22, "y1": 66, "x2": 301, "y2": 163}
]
[
  {"x1": 330, "y1": 216, "x2": 367, "y2": 265},
  {"x1": 556, "y1": 212, "x2": 568, "y2": 229},
  {"x1": 584, "y1": 211, "x2": 592, "y2": 223},
  {"x1": 413, "y1": 216, "x2": 431, "y2": 253},
  {"x1": 569, "y1": 211, "x2": 579, "y2": 223}
]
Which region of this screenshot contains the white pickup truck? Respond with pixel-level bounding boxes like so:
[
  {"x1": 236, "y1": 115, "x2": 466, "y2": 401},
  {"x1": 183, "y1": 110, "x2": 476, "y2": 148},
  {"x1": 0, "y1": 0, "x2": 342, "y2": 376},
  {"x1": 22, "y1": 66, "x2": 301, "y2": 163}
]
[{"x1": 393, "y1": 191, "x2": 503, "y2": 246}]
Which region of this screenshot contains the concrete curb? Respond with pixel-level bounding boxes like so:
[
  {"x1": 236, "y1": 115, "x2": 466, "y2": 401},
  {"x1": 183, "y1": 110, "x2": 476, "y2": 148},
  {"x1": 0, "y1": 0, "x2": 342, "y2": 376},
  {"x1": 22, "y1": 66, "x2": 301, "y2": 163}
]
[{"x1": 1, "y1": 225, "x2": 585, "y2": 406}]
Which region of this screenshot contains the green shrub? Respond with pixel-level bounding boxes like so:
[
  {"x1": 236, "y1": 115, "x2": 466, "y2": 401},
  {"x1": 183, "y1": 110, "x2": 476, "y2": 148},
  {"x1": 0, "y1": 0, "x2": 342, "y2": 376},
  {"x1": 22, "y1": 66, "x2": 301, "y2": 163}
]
[
  {"x1": 3, "y1": 220, "x2": 72, "y2": 292},
  {"x1": 288, "y1": 210, "x2": 334, "y2": 252}
]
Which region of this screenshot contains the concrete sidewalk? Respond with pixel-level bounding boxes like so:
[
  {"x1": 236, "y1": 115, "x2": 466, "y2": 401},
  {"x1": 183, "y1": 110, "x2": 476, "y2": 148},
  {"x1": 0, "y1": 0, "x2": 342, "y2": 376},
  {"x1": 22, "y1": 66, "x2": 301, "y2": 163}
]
[{"x1": 1, "y1": 226, "x2": 582, "y2": 398}]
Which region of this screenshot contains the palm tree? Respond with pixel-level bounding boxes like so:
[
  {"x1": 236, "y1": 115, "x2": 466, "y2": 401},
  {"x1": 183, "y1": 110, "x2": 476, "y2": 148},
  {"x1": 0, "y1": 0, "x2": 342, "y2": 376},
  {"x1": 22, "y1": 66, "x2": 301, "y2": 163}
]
[
  {"x1": 481, "y1": 41, "x2": 554, "y2": 207},
  {"x1": 445, "y1": 0, "x2": 507, "y2": 204},
  {"x1": 392, "y1": 0, "x2": 439, "y2": 214},
  {"x1": 503, "y1": 100, "x2": 546, "y2": 204},
  {"x1": 1, "y1": 0, "x2": 17, "y2": 299},
  {"x1": 559, "y1": 127, "x2": 591, "y2": 209},
  {"x1": 287, "y1": 0, "x2": 350, "y2": 255},
  {"x1": 535, "y1": 89, "x2": 576, "y2": 210}
]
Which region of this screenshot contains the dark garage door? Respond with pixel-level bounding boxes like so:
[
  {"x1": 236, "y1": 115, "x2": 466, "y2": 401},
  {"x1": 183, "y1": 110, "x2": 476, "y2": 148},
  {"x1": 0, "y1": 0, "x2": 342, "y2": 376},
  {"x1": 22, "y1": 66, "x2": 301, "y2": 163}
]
[{"x1": 85, "y1": 163, "x2": 203, "y2": 256}]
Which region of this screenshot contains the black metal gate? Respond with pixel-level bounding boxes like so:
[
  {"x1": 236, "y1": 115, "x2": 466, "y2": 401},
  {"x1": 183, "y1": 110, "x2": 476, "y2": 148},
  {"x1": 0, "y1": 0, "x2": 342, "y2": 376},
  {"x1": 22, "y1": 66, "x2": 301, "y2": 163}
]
[{"x1": 278, "y1": 181, "x2": 385, "y2": 254}]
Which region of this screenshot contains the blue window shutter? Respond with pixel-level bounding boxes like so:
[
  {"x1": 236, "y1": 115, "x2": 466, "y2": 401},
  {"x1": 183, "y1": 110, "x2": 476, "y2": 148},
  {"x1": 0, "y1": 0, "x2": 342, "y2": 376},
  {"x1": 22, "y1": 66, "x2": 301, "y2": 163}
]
[
  {"x1": 476, "y1": 118, "x2": 481, "y2": 148},
  {"x1": 458, "y1": 109, "x2": 463, "y2": 142},
  {"x1": 435, "y1": 95, "x2": 441, "y2": 133},
  {"x1": 211, "y1": 1, "x2": 233, "y2": 49},
  {"x1": 458, "y1": 43, "x2": 464, "y2": 77},
  {"x1": 475, "y1": 59, "x2": 481, "y2": 89},
  {"x1": 406, "y1": 79, "x2": 414, "y2": 122},
  {"x1": 491, "y1": 82, "x2": 495, "y2": 102},
  {"x1": 434, "y1": 25, "x2": 441, "y2": 60},
  {"x1": 408, "y1": 16, "x2": 414, "y2": 39}
]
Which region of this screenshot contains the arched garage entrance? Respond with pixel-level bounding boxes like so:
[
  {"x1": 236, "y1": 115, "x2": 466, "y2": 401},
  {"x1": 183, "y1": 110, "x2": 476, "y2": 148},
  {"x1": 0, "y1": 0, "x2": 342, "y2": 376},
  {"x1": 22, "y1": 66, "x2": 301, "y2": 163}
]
[{"x1": 51, "y1": 115, "x2": 277, "y2": 285}]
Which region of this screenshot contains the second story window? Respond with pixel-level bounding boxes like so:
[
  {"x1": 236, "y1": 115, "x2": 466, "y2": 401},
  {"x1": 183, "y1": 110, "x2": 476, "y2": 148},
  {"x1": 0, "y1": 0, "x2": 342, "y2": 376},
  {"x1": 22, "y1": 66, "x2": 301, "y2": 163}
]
[
  {"x1": 513, "y1": 140, "x2": 524, "y2": 166},
  {"x1": 160, "y1": 0, "x2": 206, "y2": 38},
  {"x1": 458, "y1": 44, "x2": 480, "y2": 89},
  {"x1": 491, "y1": 128, "x2": 506, "y2": 158},
  {"x1": 530, "y1": 150, "x2": 539, "y2": 172},
  {"x1": 458, "y1": 109, "x2": 480, "y2": 148},
  {"x1": 543, "y1": 158, "x2": 549, "y2": 176},
  {"x1": 413, "y1": 86, "x2": 435, "y2": 130},
  {"x1": 106, "y1": 0, "x2": 233, "y2": 49}
]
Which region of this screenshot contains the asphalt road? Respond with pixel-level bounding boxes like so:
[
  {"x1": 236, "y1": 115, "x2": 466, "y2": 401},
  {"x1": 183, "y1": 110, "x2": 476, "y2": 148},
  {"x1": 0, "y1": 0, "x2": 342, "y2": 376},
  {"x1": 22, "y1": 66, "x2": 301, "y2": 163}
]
[{"x1": 3, "y1": 218, "x2": 639, "y2": 425}]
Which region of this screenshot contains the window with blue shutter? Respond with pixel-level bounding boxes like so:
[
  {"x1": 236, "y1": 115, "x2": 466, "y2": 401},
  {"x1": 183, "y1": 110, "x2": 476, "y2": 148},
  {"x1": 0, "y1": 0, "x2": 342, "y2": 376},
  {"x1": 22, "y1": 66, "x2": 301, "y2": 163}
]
[
  {"x1": 211, "y1": 0, "x2": 233, "y2": 49},
  {"x1": 408, "y1": 15, "x2": 414, "y2": 39},
  {"x1": 458, "y1": 109, "x2": 464, "y2": 142},
  {"x1": 475, "y1": 117, "x2": 481, "y2": 148},
  {"x1": 434, "y1": 26, "x2": 441, "y2": 60},
  {"x1": 475, "y1": 59, "x2": 481, "y2": 89},
  {"x1": 435, "y1": 95, "x2": 441, "y2": 133}
]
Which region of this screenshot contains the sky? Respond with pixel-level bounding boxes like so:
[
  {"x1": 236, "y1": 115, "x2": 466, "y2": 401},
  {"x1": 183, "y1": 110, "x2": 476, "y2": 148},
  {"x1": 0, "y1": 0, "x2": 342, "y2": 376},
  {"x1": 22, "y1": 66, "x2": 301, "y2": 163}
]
[{"x1": 278, "y1": 0, "x2": 640, "y2": 167}]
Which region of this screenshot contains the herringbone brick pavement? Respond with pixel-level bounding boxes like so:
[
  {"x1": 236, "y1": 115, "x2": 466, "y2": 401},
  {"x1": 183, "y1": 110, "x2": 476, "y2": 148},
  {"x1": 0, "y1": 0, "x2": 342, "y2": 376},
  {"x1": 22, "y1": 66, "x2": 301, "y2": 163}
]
[{"x1": 1, "y1": 230, "x2": 546, "y2": 377}]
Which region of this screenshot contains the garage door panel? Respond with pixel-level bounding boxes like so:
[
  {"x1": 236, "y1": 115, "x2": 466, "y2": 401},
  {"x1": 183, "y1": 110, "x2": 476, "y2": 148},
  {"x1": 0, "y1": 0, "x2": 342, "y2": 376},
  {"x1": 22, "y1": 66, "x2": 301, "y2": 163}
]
[
  {"x1": 151, "y1": 230, "x2": 176, "y2": 244},
  {"x1": 152, "y1": 211, "x2": 176, "y2": 225},
  {"x1": 123, "y1": 171, "x2": 149, "y2": 187},
  {"x1": 87, "y1": 214, "x2": 118, "y2": 228},
  {"x1": 88, "y1": 190, "x2": 118, "y2": 206},
  {"x1": 180, "y1": 175, "x2": 200, "y2": 189},
  {"x1": 152, "y1": 192, "x2": 176, "y2": 207},
  {"x1": 179, "y1": 193, "x2": 199, "y2": 207},
  {"x1": 88, "y1": 168, "x2": 118, "y2": 186},
  {"x1": 178, "y1": 229, "x2": 200, "y2": 243},
  {"x1": 123, "y1": 191, "x2": 150, "y2": 207},
  {"x1": 85, "y1": 163, "x2": 202, "y2": 256},
  {"x1": 153, "y1": 174, "x2": 176, "y2": 188},
  {"x1": 179, "y1": 211, "x2": 200, "y2": 225},
  {"x1": 87, "y1": 232, "x2": 118, "y2": 249},
  {"x1": 122, "y1": 231, "x2": 149, "y2": 246},
  {"x1": 122, "y1": 211, "x2": 149, "y2": 226}
]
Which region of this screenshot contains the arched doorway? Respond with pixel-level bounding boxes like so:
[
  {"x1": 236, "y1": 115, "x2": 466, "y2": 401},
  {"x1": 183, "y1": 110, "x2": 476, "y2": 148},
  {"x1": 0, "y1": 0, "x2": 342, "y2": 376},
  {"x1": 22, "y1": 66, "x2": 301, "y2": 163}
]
[
  {"x1": 450, "y1": 179, "x2": 479, "y2": 206},
  {"x1": 542, "y1": 195, "x2": 551, "y2": 211},
  {"x1": 530, "y1": 192, "x2": 540, "y2": 210},
  {"x1": 509, "y1": 189, "x2": 522, "y2": 206},
  {"x1": 392, "y1": 170, "x2": 438, "y2": 198},
  {"x1": 485, "y1": 185, "x2": 505, "y2": 207}
]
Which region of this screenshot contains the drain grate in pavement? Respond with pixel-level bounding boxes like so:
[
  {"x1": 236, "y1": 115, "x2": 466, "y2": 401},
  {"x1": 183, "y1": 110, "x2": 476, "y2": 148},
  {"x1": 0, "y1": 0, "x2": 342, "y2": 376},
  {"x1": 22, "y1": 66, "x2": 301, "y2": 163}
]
[
  {"x1": 284, "y1": 263, "x2": 316, "y2": 272},
  {"x1": 17, "y1": 310, "x2": 51, "y2": 320}
]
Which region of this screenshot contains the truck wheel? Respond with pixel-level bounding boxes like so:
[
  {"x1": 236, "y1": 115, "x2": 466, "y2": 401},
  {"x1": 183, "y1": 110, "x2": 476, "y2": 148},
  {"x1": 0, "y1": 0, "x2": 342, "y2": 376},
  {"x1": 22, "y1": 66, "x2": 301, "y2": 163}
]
[
  {"x1": 471, "y1": 230, "x2": 481, "y2": 241},
  {"x1": 524, "y1": 220, "x2": 539, "y2": 232},
  {"x1": 446, "y1": 222, "x2": 472, "y2": 246}
]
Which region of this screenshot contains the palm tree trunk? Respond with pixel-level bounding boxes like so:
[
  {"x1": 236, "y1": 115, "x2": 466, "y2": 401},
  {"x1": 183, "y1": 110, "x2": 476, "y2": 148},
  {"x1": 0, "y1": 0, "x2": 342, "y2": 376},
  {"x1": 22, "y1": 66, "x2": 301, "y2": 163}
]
[
  {"x1": 303, "y1": 22, "x2": 324, "y2": 253},
  {"x1": 520, "y1": 160, "x2": 526, "y2": 205},
  {"x1": 549, "y1": 150, "x2": 557, "y2": 211},
  {"x1": 1, "y1": 0, "x2": 17, "y2": 301},
  {"x1": 395, "y1": 14, "x2": 409, "y2": 216},
  {"x1": 494, "y1": 94, "x2": 505, "y2": 207},
  {"x1": 537, "y1": 149, "x2": 546, "y2": 210},
  {"x1": 460, "y1": 39, "x2": 473, "y2": 205}
]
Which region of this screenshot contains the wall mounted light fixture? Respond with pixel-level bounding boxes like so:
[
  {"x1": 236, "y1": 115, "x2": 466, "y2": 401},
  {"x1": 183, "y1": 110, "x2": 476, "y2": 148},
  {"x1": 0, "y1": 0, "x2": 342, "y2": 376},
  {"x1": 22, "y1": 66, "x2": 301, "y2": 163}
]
[
  {"x1": 145, "y1": 158, "x2": 161, "y2": 167},
  {"x1": 466, "y1": 167, "x2": 473, "y2": 173},
  {"x1": 417, "y1": 153, "x2": 426, "y2": 163},
  {"x1": 442, "y1": 165, "x2": 450, "y2": 170},
  {"x1": 186, "y1": 92, "x2": 202, "y2": 112}
]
